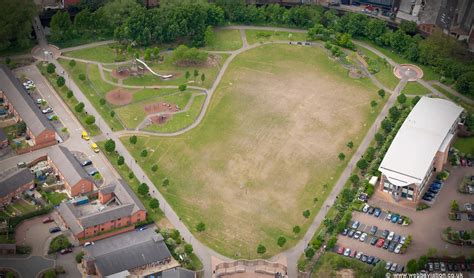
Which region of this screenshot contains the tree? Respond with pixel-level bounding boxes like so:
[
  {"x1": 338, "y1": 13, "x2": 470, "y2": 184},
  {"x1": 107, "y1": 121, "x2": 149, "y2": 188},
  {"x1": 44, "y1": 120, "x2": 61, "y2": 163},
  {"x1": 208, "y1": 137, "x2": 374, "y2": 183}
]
[
  {"x1": 204, "y1": 25, "x2": 215, "y2": 46},
  {"x1": 141, "y1": 149, "x2": 148, "y2": 157},
  {"x1": 326, "y1": 236, "x2": 337, "y2": 249},
  {"x1": 277, "y1": 236, "x2": 286, "y2": 247},
  {"x1": 184, "y1": 243, "x2": 193, "y2": 255},
  {"x1": 128, "y1": 172, "x2": 134, "y2": 179},
  {"x1": 50, "y1": 11, "x2": 73, "y2": 42},
  {"x1": 172, "y1": 45, "x2": 208, "y2": 65},
  {"x1": 412, "y1": 95, "x2": 421, "y2": 106},
  {"x1": 338, "y1": 152, "x2": 345, "y2": 161},
  {"x1": 151, "y1": 164, "x2": 158, "y2": 173},
  {"x1": 196, "y1": 222, "x2": 206, "y2": 232},
  {"x1": 85, "y1": 115, "x2": 95, "y2": 125},
  {"x1": 389, "y1": 106, "x2": 400, "y2": 120},
  {"x1": 397, "y1": 93, "x2": 407, "y2": 104},
  {"x1": 417, "y1": 256, "x2": 428, "y2": 271},
  {"x1": 69, "y1": 59, "x2": 76, "y2": 68},
  {"x1": 378, "y1": 89, "x2": 385, "y2": 98},
  {"x1": 56, "y1": 76, "x2": 65, "y2": 87},
  {"x1": 138, "y1": 183, "x2": 149, "y2": 196},
  {"x1": 193, "y1": 69, "x2": 199, "y2": 80},
  {"x1": 406, "y1": 259, "x2": 418, "y2": 273},
  {"x1": 256, "y1": 244, "x2": 266, "y2": 254},
  {"x1": 47, "y1": 63, "x2": 56, "y2": 74},
  {"x1": 67, "y1": 90, "x2": 73, "y2": 98},
  {"x1": 99, "y1": 98, "x2": 106, "y2": 105},
  {"x1": 75, "y1": 102, "x2": 85, "y2": 113},
  {"x1": 455, "y1": 72, "x2": 474, "y2": 97},
  {"x1": 371, "y1": 261, "x2": 388, "y2": 278},
  {"x1": 349, "y1": 174, "x2": 359, "y2": 185},
  {"x1": 305, "y1": 247, "x2": 315, "y2": 259},
  {"x1": 346, "y1": 141, "x2": 353, "y2": 149},
  {"x1": 78, "y1": 73, "x2": 86, "y2": 81},
  {"x1": 185, "y1": 71, "x2": 190, "y2": 80},
  {"x1": 179, "y1": 84, "x2": 187, "y2": 91},
  {"x1": 356, "y1": 158, "x2": 368, "y2": 170},
  {"x1": 117, "y1": 155, "x2": 124, "y2": 166},
  {"x1": 293, "y1": 225, "x2": 301, "y2": 234},
  {"x1": 302, "y1": 210, "x2": 310, "y2": 218},
  {"x1": 400, "y1": 20, "x2": 417, "y2": 34},
  {"x1": 371, "y1": 100, "x2": 378, "y2": 108},
  {"x1": 375, "y1": 133, "x2": 384, "y2": 144},
  {"x1": 149, "y1": 198, "x2": 159, "y2": 210},
  {"x1": 381, "y1": 118, "x2": 393, "y2": 133},
  {"x1": 15, "y1": 121, "x2": 27, "y2": 136},
  {"x1": 144, "y1": 48, "x2": 152, "y2": 61},
  {"x1": 201, "y1": 73, "x2": 206, "y2": 83},
  {"x1": 129, "y1": 135, "x2": 137, "y2": 145},
  {"x1": 104, "y1": 139, "x2": 116, "y2": 152},
  {"x1": 110, "y1": 110, "x2": 115, "y2": 117},
  {"x1": 152, "y1": 47, "x2": 160, "y2": 60},
  {"x1": 162, "y1": 177, "x2": 169, "y2": 187},
  {"x1": 451, "y1": 200, "x2": 459, "y2": 212},
  {"x1": 0, "y1": 0, "x2": 36, "y2": 52}
]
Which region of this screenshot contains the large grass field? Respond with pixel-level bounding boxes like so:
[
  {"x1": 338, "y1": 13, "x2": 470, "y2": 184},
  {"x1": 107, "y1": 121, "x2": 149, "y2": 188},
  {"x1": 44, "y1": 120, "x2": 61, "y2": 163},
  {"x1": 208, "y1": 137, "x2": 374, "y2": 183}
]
[
  {"x1": 121, "y1": 44, "x2": 380, "y2": 258},
  {"x1": 203, "y1": 29, "x2": 242, "y2": 51},
  {"x1": 245, "y1": 30, "x2": 307, "y2": 45}
]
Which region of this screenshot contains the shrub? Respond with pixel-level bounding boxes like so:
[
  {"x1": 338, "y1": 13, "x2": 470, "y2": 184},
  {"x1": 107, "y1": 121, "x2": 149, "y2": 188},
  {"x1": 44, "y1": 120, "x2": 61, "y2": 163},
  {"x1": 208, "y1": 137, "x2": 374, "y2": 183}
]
[
  {"x1": 85, "y1": 115, "x2": 95, "y2": 125},
  {"x1": 138, "y1": 183, "x2": 149, "y2": 196},
  {"x1": 346, "y1": 141, "x2": 353, "y2": 149},
  {"x1": 326, "y1": 236, "x2": 337, "y2": 249},
  {"x1": 305, "y1": 247, "x2": 315, "y2": 259},
  {"x1": 69, "y1": 59, "x2": 76, "y2": 68},
  {"x1": 412, "y1": 96, "x2": 421, "y2": 106},
  {"x1": 256, "y1": 244, "x2": 266, "y2": 254},
  {"x1": 179, "y1": 84, "x2": 187, "y2": 91},
  {"x1": 381, "y1": 118, "x2": 393, "y2": 133},
  {"x1": 140, "y1": 149, "x2": 148, "y2": 157},
  {"x1": 110, "y1": 110, "x2": 115, "y2": 117},
  {"x1": 378, "y1": 89, "x2": 385, "y2": 98},
  {"x1": 196, "y1": 222, "x2": 206, "y2": 232},
  {"x1": 397, "y1": 93, "x2": 407, "y2": 104},
  {"x1": 99, "y1": 98, "x2": 106, "y2": 106},
  {"x1": 78, "y1": 73, "x2": 86, "y2": 81},
  {"x1": 75, "y1": 251, "x2": 85, "y2": 263},
  {"x1": 49, "y1": 235, "x2": 71, "y2": 254},
  {"x1": 47, "y1": 63, "x2": 56, "y2": 74},
  {"x1": 172, "y1": 45, "x2": 208, "y2": 65},
  {"x1": 365, "y1": 184, "x2": 375, "y2": 197},
  {"x1": 277, "y1": 236, "x2": 286, "y2": 247},
  {"x1": 104, "y1": 139, "x2": 116, "y2": 152},
  {"x1": 356, "y1": 158, "x2": 368, "y2": 170},
  {"x1": 349, "y1": 174, "x2": 359, "y2": 185},
  {"x1": 129, "y1": 135, "x2": 137, "y2": 145},
  {"x1": 128, "y1": 172, "x2": 134, "y2": 179},
  {"x1": 293, "y1": 225, "x2": 301, "y2": 234},
  {"x1": 302, "y1": 210, "x2": 310, "y2": 218},
  {"x1": 151, "y1": 164, "x2": 158, "y2": 172},
  {"x1": 66, "y1": 90, "x2": 73, "y2": 98},
  {"x1": 117, "y1": 155, "x2": 124, "y2": 166},
  {"x1": 375, "y1": 132, "x2": 384, "y2": 144},
  {"x1": 184, "y1": 243, "x2": 193, "y2": 255},
  {"x1": 149, "y1": 198, "x2": 159, "y2": 210},
  {"x1": 371, "y1": 100, "x2": 378, "y2": 108},
  {"x1": 406, "y1": 259, "x2": 418, "y2": 273},
  {"x1": 338, "y1": 152, "x2": 345, "y2": 160},
  {"x1": 74, "y1": 102, "x2": 84, "y2": 113},
  {"x1": 56, "y1": 76, "x2": 65, "y2": 87},
  {"x1": 162, "y1": 177, "x2": 169, "y2": 187}
]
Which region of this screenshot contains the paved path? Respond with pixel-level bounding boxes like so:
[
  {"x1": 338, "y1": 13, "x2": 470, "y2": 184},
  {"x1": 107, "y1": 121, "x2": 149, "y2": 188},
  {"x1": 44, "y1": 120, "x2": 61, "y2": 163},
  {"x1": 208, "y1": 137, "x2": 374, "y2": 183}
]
[
  {"x1": 60, "y1": 40, "x2": 115, "y2": 53},
  {"x1": 428, "y1": 80, "x2": 474, "y2": 105}
]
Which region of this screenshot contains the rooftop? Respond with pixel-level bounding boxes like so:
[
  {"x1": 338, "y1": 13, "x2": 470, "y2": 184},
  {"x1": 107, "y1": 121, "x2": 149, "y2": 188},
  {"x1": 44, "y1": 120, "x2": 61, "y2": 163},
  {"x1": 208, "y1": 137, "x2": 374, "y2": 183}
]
[
  {"x1": 379, "y1": 97, "x2": 463, "y2": 187},
  {"x1": 0, "y1": 65, "x2": 54, "y2": 137},
  {"x1": 49, "y1": 146, "x2": 89, "y2": 186},
  {"x1": 0, "y1": 168, "x2": 34, "y2": 198}
]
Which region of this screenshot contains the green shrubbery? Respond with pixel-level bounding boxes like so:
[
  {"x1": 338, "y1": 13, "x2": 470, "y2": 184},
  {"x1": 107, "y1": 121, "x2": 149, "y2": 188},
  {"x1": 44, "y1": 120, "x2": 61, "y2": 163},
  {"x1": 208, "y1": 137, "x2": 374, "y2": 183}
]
[{"x1": 49, "y1": 235, "x2": 71, "y2": 254}]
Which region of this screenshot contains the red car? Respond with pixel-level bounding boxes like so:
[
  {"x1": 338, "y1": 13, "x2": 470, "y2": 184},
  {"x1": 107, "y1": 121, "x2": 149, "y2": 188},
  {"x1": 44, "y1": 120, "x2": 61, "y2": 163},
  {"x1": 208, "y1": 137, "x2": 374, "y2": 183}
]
[
  {"x1": 376, "y1": 238, "x2": 385, "y2": 248},
  {"x1": 42, "y1": 217, "x2": 54, "y2": 224},
  {"x1": 350, "y1": 250, "x2": 357, "y2": 258},
  {"x1": 337, "y1": 246, "x2": 344, "y2": 255},
  {"x1": 60, "y1": 248, "x2": 72, "y2": 255}
]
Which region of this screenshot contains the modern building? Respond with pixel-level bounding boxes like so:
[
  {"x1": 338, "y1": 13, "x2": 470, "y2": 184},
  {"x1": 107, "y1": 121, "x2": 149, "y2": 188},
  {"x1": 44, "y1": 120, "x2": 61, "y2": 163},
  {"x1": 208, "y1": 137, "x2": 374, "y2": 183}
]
[
  {"x1": 58, "y1": 180, "x2": 146, "y2": 242},
  {"x1": 0, "y1": 168, "x2": 35, "y2": 207},
  {"x1": 378, "y1": 97, "x2": 464, "y2": 202},
  {"x1": 48, "y1": 146, "x2": 93, "y2": 197},
  {"x1": 0, "y1": 65, "x2": 58, "y2": 151},
  {"x1": 82, "y1": 228, "x2": 173, "y2": 277}
]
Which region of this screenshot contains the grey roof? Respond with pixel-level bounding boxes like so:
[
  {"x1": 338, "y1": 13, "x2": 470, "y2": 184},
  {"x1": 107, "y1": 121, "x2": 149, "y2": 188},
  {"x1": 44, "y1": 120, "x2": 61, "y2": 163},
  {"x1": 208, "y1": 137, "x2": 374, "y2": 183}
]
[
  {"x1": 0, "y1": 168, "x2": 34, "y2": 197},
  {"x1": 87, "y1": 229, "x2": 171, "y2": 277},
  {"x1": 49, "y1": 146, "x2": 89, "y2": 185},
  {"x1": 79, "y1": 204, "x2": 134, "y2": 228},
  {"x1": 58, "y1": 202, "x2": 83, "y2": 234},
  {"x1": 113, "y1": 179, "x2": 145, "y2": 212},
  {"x1": 0, "y1": 128, "x2": 6, "y2": 141},
  {"x1": 99, "y1": 184, "x2": 116, "y2": 195},
  {"x1": 0, "y1": 65, "x2": 54, "y2": 137},
  {"x1": 161, "y1": 268, "x2": 196, "y2": 278}
]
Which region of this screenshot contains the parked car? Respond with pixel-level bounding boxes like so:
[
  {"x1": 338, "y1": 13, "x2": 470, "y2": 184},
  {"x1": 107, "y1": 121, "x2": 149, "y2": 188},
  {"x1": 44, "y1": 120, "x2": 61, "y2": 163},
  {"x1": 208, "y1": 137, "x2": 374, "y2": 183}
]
[
  {"x1": 385, "y1": 262, "x2": 392, "y2": 270},
  {"x1": 91, "y1": 142, "x2": 100, "y2": 153},
  {"x1": 440, "y1": 262, "x2": 446, "y2": 272},
  {"x1": 348, "y1": 229, "x2": 355, "y2": 238},
  {"x1": 374, "y1": 207, "x2": 381, "y2": 217},
  {"x1": 422, "y1": 195, "x2": 433, "y2": 202},
  {"x1": 36, "y1": 98, "x2": 45, "y2": 104},
  {"x1": 391, "y1": 214, "x2": 399, "y2": 223},
  {"x1": 373, "y1": 257, "x2": 380, "y2": 265},
  {"x1": 367, "y1": 256, "x2": 374, "y2": 264},
  {"x1": 392, "y1": 234, "x2": 400, "y2": 244},
  {"x1": 47, "y1": 114, "x2": 56, "y2": 121},
  {"x1": 399, "y1": 236, "x2": 406, "y2": 245},
  {"x1": 387, "y1": 231, "x2": 395, "y2": 241},
  {"x1": 354, "y1": 231, "x2": 362, "y2": 239},
  {"x1": 362, "y1": 204, "x2": 370, "y2": 213},
  {"x1": 368, "y1": 207, "x2": 375, "y2": 215},
  {"x1": 386, "y1": 213, "x2": 392, "y2": 221},
  {"x1": 49, "y1": 227, "x2": 61, "y2": 233},
  {"x1": 370, "y1": 225, "x2": 378, "y2": 235},
  {"x1": 342, "y1": 228, "x2": 349, "y2": 236},
  {"x1": 434, "y1": 262, "x2": 440, "y2": 271},
  {"x1": 427, "y1": 262, "x2": 434, "y2": 272},
  {"x1": 350, "y1": 250, "x2": 357, "y2": 258},
  {"x1": 376, "y1": 238, "x2": 385, "y2": 248},
  {"x1": 84, "y1": 241, "x2": 95, "y2": 247},
  {"x1": 397, "y1": 217, "x2": 404, "y2": 225},
  {"x1": 351, "y1": 221, "x2": 360, "y2": 229},
  {"x1": 359, "y1": 233, "x2": 367, "y2": 242},
  {"x1": 425, "y1": 192, "x2": 435, "y2": 198},
  {"x1": 370, "y1": 237, "x2": 378, "y2": 245},
  {"x1": 428, "y1": 187, "x2": 439, "y2": 194},
  {"x1": 390, "y1": 263, "x2": 398, "y2": 272},
  {"x1": 388, "y1": 241, "x2": 397, "y2": 252},
  {"x1": 17, "y1": 162, "x2": 27, "y2": 168},
  {"x1": 361, "y1": 255, "x2": 368, "y2": 262},
  {"x1": 82, "y1": 131, "x2": 90, "y2": 141},
  {"x1": 394, "y1": 244, "x2": 402, "y2": 254},
  {"x1": 337, "y1": 246, "x2": 344, "y2": 255},
  {"x1": 41, "y1": 107, "x2": 53, "y2": 114},
  {"x1": 81, "y1": 159, "x2": 92, "y2": 167},
  {"x1": 465, "y1": 203, "x2": 472, "y2": 211},
  {"x1": 355, "y1": 252, "x2": 363, "y2": 260},
  {"x1": 383, "y1": 240, "x2": 390, "y2": 249},
  {"x1": 343, "y1": 248, "x2": 351, "y2": 256},
  {"x1": 381, "y1": 230, "x2": 389, "y2": 239},
  {"x1": 42, "y1": 217, "x2": 54, "y2": 224},
  {"x1": 60, "y1": 248, "x2": 72, "y2": 254}
]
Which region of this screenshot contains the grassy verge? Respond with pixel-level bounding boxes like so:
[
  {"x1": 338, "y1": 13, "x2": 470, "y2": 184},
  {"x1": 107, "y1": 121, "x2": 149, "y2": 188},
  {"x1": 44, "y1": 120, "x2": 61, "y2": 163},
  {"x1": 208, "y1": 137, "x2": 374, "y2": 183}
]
[
  {"x1": 50, "y1": 36, "x2": 113, "y2": 49},
  {"x1": 59, "y1": 59, "x2": 124, "y2": 131},
  {"x1": 245, "y1": 29, "x2": 307, "y2": 45},
  {"x1": 36, "y1": 63, "x2": 101, "y2": 136},
  {"x1": 142, "y1": 94, "x2": 206, "y2": 133},
  {"x1": 357, "y1": 46, "x2": 399, "y2": 90},
  {"x1": 402, "y1": 81, "x2": 431, "y2": 96},
  {"x1": 432, "y1": 84, "x2": 474, "y2": 113},
  {"x1": 311, "y1": 252, "x2": 372, "y2": 278},
  {"x1": 203, "y1": 29, "x2": 242, "y2": 51},
  {"x1": 454, "y1": 137, "x2": 474, "y2": 155},
  {"x1": 63, "y1": 44, "x2": 132, "y2": 63}
]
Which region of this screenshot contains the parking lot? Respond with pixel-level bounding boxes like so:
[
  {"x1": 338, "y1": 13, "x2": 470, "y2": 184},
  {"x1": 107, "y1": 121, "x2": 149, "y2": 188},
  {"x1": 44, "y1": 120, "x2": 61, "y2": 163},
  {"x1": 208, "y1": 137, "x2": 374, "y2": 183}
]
[{"x1": 338, "y1": 165, "x2": 474, "y2": 269}]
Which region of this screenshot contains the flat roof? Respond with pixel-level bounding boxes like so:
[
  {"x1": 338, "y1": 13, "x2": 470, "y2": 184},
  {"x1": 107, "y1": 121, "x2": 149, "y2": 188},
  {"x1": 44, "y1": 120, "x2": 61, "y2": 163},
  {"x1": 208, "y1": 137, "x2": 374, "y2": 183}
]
[{"x1": 379, "y1": 97, "x2": 463, "y2": 187}]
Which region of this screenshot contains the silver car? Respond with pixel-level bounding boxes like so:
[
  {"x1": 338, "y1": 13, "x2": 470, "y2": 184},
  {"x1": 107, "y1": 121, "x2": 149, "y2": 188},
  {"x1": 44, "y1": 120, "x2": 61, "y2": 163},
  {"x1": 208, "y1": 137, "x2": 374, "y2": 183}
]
[{"x1": 359, "y1": 233, "x2": 368, "y2": 242}]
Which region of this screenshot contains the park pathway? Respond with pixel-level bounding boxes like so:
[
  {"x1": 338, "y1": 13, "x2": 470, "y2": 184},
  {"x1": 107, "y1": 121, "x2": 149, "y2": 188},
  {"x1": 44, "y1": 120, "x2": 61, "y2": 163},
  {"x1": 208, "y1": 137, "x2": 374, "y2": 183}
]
[{"x1": 32, "y1": 23, "x2": 451, "y2": 278}]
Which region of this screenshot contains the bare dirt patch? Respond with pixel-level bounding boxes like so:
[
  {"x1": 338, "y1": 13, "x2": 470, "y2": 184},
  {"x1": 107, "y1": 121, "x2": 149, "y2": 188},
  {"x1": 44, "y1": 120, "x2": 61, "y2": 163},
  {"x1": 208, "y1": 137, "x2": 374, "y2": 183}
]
[
  {"x1": 111, "y1": 67, "x2": 130, "y2": 79},
  {"x1": 144, "y1": 102, "x2": 180, "y2": 115},
  {"x1": 150, "y1": 114, "x2": 172, "y2": 125},
  {"x1": 336, "y1": 269, "x2": 355, "y2": 278},
  {"x1": 105, "y1": 88, "x2": 133, "y2": 106}
]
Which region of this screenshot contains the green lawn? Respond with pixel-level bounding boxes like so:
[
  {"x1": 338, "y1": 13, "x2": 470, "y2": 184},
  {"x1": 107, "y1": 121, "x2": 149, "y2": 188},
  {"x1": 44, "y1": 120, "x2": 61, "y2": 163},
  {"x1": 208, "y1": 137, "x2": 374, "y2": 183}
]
[
  {"x1": 10, "y1": 199, "x2": 36, "y2": 214},
  {"x1": 245, "y1": 29, "x2": 307, "y2": 45},
  {"x1": 59, "y1": 59, "x2": 124, "y2": 131},
  {"x1": 402, "y1": 81, "x2": 431, "y2": 96},
  {"x1": 203, "y1": 29, "x2": 242, "y2": 51},
  {"x1": 143, "y1": 94, "x2": 206, "y2": 133},
  {"x1": 122, "y1": 52, "x2": 228, "y2": 89},
  {"x1": 114, "y1": 90, "x2": 195, "y2": 129},
  {"x1": 120, "y1": 44, "x2": 381, "y2": 258},
  {"x1": 37, "y1": 64, "x2": 101, "y2": 136},
  {"x1": 357, "y1": 46, "x2": 399, "y2": 90},
  {"x1": 43, "y1": 192, "x2": 68, "y2": 206},
  {"x1": 311, "y1": 252, "x2": 374, "y2": 278},
  {"x1": 454, "y1": 137, "x2": 474, "y2": 155},
  {"x1": 63, "y1": 44, "x2": 134, "y2": 63}
]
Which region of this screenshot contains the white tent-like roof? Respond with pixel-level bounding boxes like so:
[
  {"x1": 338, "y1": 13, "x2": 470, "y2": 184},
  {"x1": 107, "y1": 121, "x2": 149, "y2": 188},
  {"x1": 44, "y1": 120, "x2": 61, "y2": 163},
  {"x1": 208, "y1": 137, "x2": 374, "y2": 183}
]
[{"x1": 379, "y1": 97, "x2": 463, "y2": 187}]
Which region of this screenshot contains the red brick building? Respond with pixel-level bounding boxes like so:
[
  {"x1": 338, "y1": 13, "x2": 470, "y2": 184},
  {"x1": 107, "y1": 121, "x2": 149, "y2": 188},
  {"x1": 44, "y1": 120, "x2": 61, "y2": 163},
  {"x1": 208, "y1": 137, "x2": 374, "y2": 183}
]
[
  {"x1": 59, "y1": 180, "x2": 146, "y2": 243},
  {"x1": 0, "y1": 168, "x2": 35, "y2": 207},
  {"x1": 0, "y1": 65, "x2": 58, "y2": 150}
]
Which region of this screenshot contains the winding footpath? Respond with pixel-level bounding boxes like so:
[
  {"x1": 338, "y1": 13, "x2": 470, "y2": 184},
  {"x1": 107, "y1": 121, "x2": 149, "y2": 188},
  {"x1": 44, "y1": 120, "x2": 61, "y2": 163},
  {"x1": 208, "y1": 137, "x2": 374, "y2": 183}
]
[{"x1": 32, "y1": 24, "x2": 459, "y2": 278}]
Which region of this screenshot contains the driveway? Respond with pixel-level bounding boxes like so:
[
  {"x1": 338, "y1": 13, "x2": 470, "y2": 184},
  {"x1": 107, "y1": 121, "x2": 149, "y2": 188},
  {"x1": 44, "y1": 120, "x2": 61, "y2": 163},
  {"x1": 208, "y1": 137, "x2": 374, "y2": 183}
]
[
  {"x1": 0, "y1": 256, "x2": 54, "y2": 278},
  {"x1": 15, "y1": 215, "x2": 56, "y2": 256}
]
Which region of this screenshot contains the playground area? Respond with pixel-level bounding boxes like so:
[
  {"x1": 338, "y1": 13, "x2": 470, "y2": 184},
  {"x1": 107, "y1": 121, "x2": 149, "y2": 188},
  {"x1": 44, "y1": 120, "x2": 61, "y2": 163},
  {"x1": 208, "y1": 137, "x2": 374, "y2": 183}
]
[
  {"x1": 106, "y1": 88, "x2": 133, "y2": 106},
  {"x1": 122, "y1": 44, "x2": 383, "y2": 258}
]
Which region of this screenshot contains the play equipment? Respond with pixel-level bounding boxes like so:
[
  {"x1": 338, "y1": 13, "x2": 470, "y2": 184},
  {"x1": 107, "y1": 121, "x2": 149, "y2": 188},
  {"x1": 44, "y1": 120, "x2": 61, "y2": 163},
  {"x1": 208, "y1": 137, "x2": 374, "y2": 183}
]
[{"x1": 135, "y1": 58, "x2": 173, "y2": 79}]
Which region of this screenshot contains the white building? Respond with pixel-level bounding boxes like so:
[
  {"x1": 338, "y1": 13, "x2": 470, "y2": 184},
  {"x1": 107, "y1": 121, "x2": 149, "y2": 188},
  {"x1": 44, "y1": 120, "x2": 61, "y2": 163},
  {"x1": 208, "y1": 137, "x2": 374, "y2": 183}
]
[{"x1": 378, "y1": 97, "x2": 463, "y2": 202}]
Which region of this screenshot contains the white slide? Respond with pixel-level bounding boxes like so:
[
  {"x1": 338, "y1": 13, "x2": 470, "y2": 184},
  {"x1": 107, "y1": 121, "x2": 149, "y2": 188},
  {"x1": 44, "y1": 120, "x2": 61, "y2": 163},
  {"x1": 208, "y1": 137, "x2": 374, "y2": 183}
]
[{"x1": 135, "y1": 58, "x2": 173, "y2": 79}]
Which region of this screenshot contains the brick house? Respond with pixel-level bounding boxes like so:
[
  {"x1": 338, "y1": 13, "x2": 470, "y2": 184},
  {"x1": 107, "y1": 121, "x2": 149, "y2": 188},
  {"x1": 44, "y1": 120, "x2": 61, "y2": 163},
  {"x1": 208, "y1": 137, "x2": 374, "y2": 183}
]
[
  {"x1": 48, "y1": 146, "x2": 93, "y2": 197},
  {"x1": 378, "y1": 97, "x2": 463, "y2": 203},
  {"x1": 0, "y1": 168, "x2": 35, "y2": 207},
  {"x1": 0, "y1": 65, "x2": 58, "y2": 150},
  {"x1": 58, "y1": 180, "x2": 146, "y2": 242},
  {"x1": 0, "y1": 128, "x2": 8, "y2": 149}
]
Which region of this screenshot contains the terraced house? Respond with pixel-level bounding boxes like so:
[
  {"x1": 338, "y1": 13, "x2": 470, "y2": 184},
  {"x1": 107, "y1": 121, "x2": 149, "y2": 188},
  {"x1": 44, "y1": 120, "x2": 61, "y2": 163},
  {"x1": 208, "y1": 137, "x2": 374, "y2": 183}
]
[
  {"x1": 0, "y1": 65, "x2": 58, "y2": 151},
  {"x1": 0, "y1": 168, "x2": 34, "y2": 207},
  {"x1": 58, "y1": 180, "x2": 146, "y2": 242}
]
